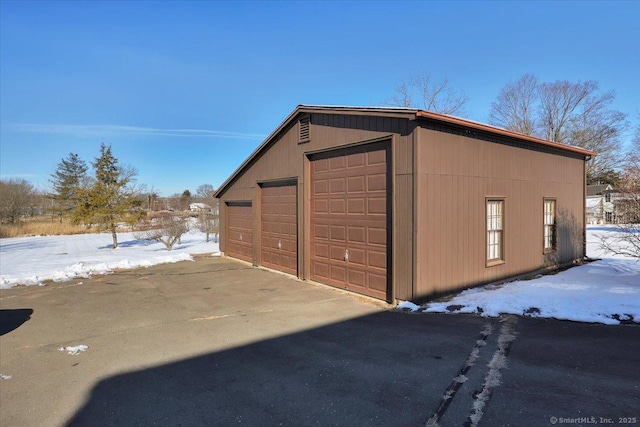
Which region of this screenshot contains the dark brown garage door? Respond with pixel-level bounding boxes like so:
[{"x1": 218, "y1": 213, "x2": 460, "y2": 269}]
[
  {"x1": 226, "y1": 203, "x2": 253, "y2": 263},
  {"x1": 261, "y1": 183, "x2": 297, "y2": 275},
  {"x1": 310, "y1": 143, "x2": 389, "y2": 300}
]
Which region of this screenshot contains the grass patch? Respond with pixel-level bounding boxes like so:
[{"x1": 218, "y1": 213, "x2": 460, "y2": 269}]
[{"x1": 0, "y1": 216, "x2": 91, "y2": 238}]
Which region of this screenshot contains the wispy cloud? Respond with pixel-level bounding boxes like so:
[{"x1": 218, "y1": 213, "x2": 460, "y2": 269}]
[
  {"x1": 3, "y1": 123, "x2": 266, "y2": 140},
  {"x1": 0, "y1": 173, "x2": 39, "y2": 179}
]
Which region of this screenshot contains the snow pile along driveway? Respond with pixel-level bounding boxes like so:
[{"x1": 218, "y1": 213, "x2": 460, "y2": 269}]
[
  {"x1": 405, "y1": 258, "x2": 640, "y2": 325},
  {"x1": 400, "y1": 226, "x2": 640, "y2": 325}
]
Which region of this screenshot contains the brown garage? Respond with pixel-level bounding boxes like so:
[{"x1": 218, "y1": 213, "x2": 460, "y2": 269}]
[{"x1": 215, "y1": 106, "x2": 594, "y2": 303}]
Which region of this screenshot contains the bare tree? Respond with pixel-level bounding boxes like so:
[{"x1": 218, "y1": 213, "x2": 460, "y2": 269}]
[
  {"x1": 135, "y1": 213, "x2": 189, "y2": 251},
  {"x1": 489, "y1": 75, "x2": 628, "y2": 182},
  {"x1": 0, "y1": 179, "x2": 36, "y2": 223},
  {"x1": 195, "y1": 184, "x2": 215, "y2": 200},
  {"x1": 387, "y1": 73, "x2": 469, "y2": 116},
  {"x1": 597, "y1": 126, "x2": 640, "y2": 259},
  {"x1": 195, "y1": 213, "x2": 219, "y2": 243},
  {"x1": 489, "y1": 74, "x2": 538, "y2": 136}
]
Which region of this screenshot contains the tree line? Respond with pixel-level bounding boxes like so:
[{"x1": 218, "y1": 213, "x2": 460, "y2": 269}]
[{"x1": 1, "y1": 143, "x2": 218, "y2": 249}]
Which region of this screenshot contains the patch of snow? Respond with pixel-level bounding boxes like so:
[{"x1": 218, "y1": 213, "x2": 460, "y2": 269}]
[
  {"x1": 58, "y1": 345, "x2": 88, "y2": 355},
  {"x1": 0, "y1": 230, "x2": 220, "y2": 289},
  {"x1": 586, "y1": 198, "x2": 602, "y2": 208},
  {"x1": 467, "y1": 317, "x2": 517, "y2": 427},
  {"x1": 413, "y1": 226, "x2": 640, "y2": 325},
  {"x1": 397, "y1": 301, "x2": 421, "y2": 312}
]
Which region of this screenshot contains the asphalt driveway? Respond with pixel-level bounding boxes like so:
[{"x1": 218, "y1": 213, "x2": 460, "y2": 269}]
[{"x1": 1, "y1": 257, "x2": 638, "y2": 427}]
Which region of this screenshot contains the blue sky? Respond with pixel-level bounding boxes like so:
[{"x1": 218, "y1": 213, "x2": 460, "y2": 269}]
[{"x1": 1, "y1": 1, "x2": 638, "y2": 196}]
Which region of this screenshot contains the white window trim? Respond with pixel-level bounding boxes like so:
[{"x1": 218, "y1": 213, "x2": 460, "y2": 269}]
[{"x1": 486, "y1": 198, "x2": 505, "y2": 266}]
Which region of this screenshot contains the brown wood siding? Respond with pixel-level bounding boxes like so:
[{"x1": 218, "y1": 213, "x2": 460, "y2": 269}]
[
  {"x1": 415, "y1": 127, "x2": 585, "y2": 299},
  {"x1": 226, "y1": 204, "x2": 253, "y2": 263},
  {"x1": 309, "y1": 143, "x2": 389, "y2": 300},
  {"x1": 261, "y1": 183, "x2": 297, "y2": 275},
  {"x1": 219, "y1": 114, "x2": 416, "y2": 301}
]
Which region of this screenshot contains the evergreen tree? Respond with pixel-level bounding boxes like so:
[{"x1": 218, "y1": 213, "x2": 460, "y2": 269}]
[
  {"x1": 74, "y1": 143, "x2": 144, "y2": 248},
  {"x1": 50, "y1": 153, "x2": 88, "y2": 221}
]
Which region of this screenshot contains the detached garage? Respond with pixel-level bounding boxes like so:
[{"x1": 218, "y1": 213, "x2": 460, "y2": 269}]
[{"x1": 214, "y1": 106, "x2": 594, "y2": 303}]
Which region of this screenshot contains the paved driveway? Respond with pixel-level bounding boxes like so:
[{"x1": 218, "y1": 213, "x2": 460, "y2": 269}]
[{"x1": 1, "y1": 257, "x2": 638, "y2": 427}]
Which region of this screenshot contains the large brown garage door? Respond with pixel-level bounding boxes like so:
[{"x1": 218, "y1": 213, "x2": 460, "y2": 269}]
[
  {"x1": 226, "y1": 203, "x2": 253, "y2": 263},
  {"x1": 261, "y1": 183, "x2": 297, "y2": 275},
  {"x1": 310, "y1": 143, "x2": 389, "y2": 300}
]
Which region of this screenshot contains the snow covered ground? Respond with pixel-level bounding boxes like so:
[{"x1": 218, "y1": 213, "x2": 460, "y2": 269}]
[
  {"x1": 0, "y1": 230, "x2": 219, "y2": 289},
  {"x1": 399, "y1": 225, "x2": 640, "y2": 325}
]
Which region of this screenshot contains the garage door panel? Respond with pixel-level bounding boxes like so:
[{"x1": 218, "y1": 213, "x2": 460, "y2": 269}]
[
  {"x1": 330, "y1": 265, "x2": 346, "y2": 282},
  {"x1": 348, "y1": 226, "x2": 365, "y2": 244},
  {"x1": 349, "y1": 270, "x2": 365, "y2": 287},
  {"x1": 347, "y1": 176, "x2": 365, "y2": 192},
  {"x1": 368, "y1": 198, "x2": 386, "y2": 214},
  {"x1": 314, "y1": 243, "x2": 329, "y2": 259},
  {"x1": 314, "y1": 224, "x2": 329, "y2": 239},
  {"x1": 368, "y1": 228, "x2": 386, "y2": 245},
  {"x1": 330, "y1": 178, "x2": 345, "y2": 193},
  {"x1": 314, "y1": 158, "x2": 329, "y2": 172},
  {"x1": 330, "y1": 199, "x2": 346, "y2": 214},
  {"x1": 312, "y1": 260, "x2": 329, "y2": 279},
  {"x1": 314, "y1": 199, "x2": 329, "y2": 215},
  {"x1": 368, "y1": 273, "x2": 387, "y2": 294},
  {"x1": 347, "y1": 153, "x2": 365, "y2": 168},
  {"x1": 329, "y1": 156, "x2": 346, "y2": 170},
  {"x1": 367, "y1": 174, "x2": 386, "y2": 191},
  {"x1": 367, "y1": 150, "x2": 386, "y2": 165},
  {"x1": 310, "y1": 144, "x2": 389, "y2": 300},
  {"x1": 348, "y1": 248, "x2": 366, "y2": 266},
  {"x1": 368, "y1": 251, "x2": 387, "y2": 269},
  {"x1": 330, "y1": 246, "x2": 346, "y2": 262},
  {"x1": 348, "y1": 198, "x2": 365, "y2": 214},
  {"x1": 330, "y1": 226, "x2": 346, "y2": 241},
  {"x1": 314, "y1": 180, "x2": 329, "y2": 195},
  {"x1": 261, "y1": 184, "x2": 297, "y2": 276}
]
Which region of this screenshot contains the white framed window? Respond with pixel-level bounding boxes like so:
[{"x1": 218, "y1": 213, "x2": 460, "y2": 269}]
[
  {"x1": 543, "y1": 199, "x2": 556, "y2": 252},
  {"x1": 486, "y1": 199, "x2": 504, "y2": 265}
]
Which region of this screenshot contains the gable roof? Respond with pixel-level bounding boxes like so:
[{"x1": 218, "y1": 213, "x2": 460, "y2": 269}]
[
  {"x1": 214, "y1": 105, "x2": 596, "y2": 198},
  {"x1": 586, "y1": 184, "x2": 613, "y2": 196}
]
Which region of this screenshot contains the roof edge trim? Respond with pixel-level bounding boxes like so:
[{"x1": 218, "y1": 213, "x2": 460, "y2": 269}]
[{"x1": 415, "y1": 110, "x2": 596, "y2": 157}]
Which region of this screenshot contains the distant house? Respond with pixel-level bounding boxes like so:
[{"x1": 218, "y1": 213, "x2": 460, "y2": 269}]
[
  {"x1": 189, "y1": 203, "x2": 212, "y2": 213},
  {"x1": 586, "y1": 184, "x2": 635, "y2": 224},
  {"x1": 586, "y1": 184, "x2": 619, "y2": 224},
  {"x1": 214, "y1": 105, "x2": 594, "y2": 303}
]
